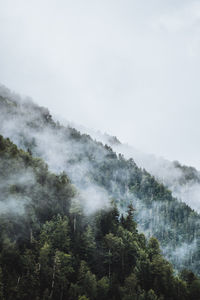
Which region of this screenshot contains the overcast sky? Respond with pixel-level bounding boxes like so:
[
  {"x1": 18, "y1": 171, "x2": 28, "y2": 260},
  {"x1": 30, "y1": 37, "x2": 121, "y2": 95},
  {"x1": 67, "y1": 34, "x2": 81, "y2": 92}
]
[{"x1": 1, "y1": 0, "x2": 200, "y2": 168}]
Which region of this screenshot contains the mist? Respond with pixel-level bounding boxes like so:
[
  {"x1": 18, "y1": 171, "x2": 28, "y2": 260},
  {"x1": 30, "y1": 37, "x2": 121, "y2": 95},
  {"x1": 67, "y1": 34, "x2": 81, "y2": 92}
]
[
  {"x1": 1, "y1": 0, "x2": 200, "y2": 167},
  {"x1": 111, "y1": 142, "x2": 200, "y2": 213},
  {"x1": 1, "y1": 86, "x2": 200, "y2": 274},
  {"x1": 0, "y1": 85, "x2": 112, "y2": 215},
  {"x1": 0, "y1": 158, "x2": 36, "y2": 215},
  {"x1": 2, "y1": 2, "x2": 200, "y2": 295},
  {"x1": 74, "y1": 123, "x2": 200, "y2": 213}
]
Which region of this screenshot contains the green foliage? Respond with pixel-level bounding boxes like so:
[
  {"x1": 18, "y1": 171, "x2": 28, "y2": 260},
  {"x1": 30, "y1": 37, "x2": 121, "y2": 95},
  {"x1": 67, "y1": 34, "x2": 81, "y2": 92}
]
[
  {"x1": 97, "y1": 277, "x2": 109, "y2": 299},
  {"x1": 40, "y1": 215, "x2": 70, "y2": 252},
  {"x1": 78, "y1": 296, "x2": 90, "y2": 300},
  {"x1": 0, "y1": 133, "x2": 199, "y2": 299},
  {"x1": 2, "y1": 93, "x2": 200, "y2": 277}
]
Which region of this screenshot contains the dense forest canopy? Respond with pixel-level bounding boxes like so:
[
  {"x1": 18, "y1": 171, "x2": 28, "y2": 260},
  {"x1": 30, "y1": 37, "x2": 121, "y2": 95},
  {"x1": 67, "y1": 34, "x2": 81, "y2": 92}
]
[
  {"x1": 1, "y1": 88, "x2": 200, "y2": 275},
  {"x1": 0, "y1": 135, "x2": 200, "y2": 299},
  {"x1": 1, "y1": 86, "x2": 200, "y2": 298}
]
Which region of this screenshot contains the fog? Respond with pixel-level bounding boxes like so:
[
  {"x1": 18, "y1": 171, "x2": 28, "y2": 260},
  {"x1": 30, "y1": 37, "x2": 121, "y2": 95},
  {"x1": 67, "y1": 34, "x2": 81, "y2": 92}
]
[
  {"x1": 69, "y1": 121, "x2": 200, "y2": 213},
  {"x1": 1, "y1": 0, "x2": 200, "y2": 167},
  {"x1": 1, "y1": 85, "x2": 200, "y2": 273},
  {"x1": 0, "y1": 158, "x2": 36, "y2": 215},
  {"x1": 0, "y1": 85, "x2": 111, "y2": 215}
]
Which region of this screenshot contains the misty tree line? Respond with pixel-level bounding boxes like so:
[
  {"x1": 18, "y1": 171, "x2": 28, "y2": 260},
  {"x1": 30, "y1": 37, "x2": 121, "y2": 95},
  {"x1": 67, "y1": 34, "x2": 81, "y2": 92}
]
[
  {"x1": 61, "y1": 130, "x2": 200, "y2": 274},
  {"x1": 1, "y1": 93, "x2": 200, "y2": 276},
  {"x1": 1, "y1": 135, "x2": 200, "y2": 300}
]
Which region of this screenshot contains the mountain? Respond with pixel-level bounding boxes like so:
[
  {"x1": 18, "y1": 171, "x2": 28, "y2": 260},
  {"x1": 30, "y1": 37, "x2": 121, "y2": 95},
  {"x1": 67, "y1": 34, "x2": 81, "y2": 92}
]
[
  {"x1": 1, "y1": 132, "x2": 200, "y2": 299},
  {"x1": 105, "y1": 142, "x2": 200, "y2": 212},
  {"x1": 77, "y1": 126, "x2": 200, "y2": 213},
  {"x1": 0, "y1": 85, "x2": 200, "y2": 277}
]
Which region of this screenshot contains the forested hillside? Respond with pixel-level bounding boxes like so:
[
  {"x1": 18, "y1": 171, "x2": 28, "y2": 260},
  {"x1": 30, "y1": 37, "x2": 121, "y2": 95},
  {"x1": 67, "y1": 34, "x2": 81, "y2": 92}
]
[
  {"x1": 0, "y1": 86, "x2": 200, "y2": 276},
  {"x1": 1, "y1": 135, "x2": 200, "y2": 299},
  {"x1": 99, "y1": 136, "x2": 200, "y2": 213}
]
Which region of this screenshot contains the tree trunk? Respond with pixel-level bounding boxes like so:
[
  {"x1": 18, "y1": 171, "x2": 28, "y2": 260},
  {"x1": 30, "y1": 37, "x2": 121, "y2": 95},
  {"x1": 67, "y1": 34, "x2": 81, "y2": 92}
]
[{"x1": 49, "y1": 256, "x2": 56, "y2": 299}]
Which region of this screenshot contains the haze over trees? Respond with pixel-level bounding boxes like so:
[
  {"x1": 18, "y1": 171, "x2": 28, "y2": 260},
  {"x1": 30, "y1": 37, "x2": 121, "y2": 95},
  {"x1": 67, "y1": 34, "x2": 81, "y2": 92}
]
[{"x1": 1, "y1": 87, "x2": 200, "y2": 299}]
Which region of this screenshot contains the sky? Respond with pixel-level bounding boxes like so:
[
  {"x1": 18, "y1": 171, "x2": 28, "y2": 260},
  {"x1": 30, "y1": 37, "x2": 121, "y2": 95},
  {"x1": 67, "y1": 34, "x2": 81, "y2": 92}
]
[{"x1": 1, "y1": 0, "x2": 200, "y2": 168}]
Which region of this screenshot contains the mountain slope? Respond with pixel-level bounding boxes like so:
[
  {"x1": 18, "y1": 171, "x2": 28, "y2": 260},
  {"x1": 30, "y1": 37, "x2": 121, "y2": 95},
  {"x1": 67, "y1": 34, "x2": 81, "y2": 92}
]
[
  {"x1": 0, "y1": 134, "x2": 200, "y2": 299},
  {"x1": 111, "y1": 143, "x2": 200, "y2": 210},
  {"x1": 79, "y1": 128, "x2": 200, "y2": 213},
  {"x1": 0, "y1": 85, "x2": 200, "y2": 275}
]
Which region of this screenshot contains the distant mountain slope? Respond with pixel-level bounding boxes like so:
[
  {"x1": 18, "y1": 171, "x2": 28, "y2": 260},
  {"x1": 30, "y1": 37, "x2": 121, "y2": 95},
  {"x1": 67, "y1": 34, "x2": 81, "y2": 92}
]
[
  {"x1": 75, "y1": 125, "x2": 200, "y2": 213},
  {"x1": 1, "y1": 85, "x2": 200, "y2": 275},
  {"x1": 106, "y1": 142, "x2": 200, "y2": 213}
]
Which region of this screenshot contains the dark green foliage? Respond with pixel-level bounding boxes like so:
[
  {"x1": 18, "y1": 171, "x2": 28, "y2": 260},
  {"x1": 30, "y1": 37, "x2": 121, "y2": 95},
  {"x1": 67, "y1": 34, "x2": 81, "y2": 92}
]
[
  {"x1": 2, "y1": 93, "x2": 200, "y2": 275},
  {"x1": 0, "y1": 136, "x2": 199, "y2": 299},
  {"x1": 1, "y1": 95, "x2": 200, "y2": 299}
]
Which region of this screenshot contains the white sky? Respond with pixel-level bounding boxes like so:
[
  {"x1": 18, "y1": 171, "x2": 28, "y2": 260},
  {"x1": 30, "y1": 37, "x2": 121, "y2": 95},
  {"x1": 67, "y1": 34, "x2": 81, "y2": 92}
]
[{"x1": 1, "y1": 0, "x2": 200, "y2": 168}]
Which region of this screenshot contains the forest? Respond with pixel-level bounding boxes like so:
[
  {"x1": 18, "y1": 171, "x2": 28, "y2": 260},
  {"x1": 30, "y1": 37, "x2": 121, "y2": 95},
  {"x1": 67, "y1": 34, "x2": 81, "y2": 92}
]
[
  {"x1": 0, "y1": 135, "x2": 200, "y2": 299},
  {"x1": 1, "y1": 91, "x2": 200, "y2": 274},
  {"x1": 1, "y1": 90, "x2": 200, "y2": 299}
]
